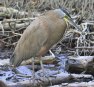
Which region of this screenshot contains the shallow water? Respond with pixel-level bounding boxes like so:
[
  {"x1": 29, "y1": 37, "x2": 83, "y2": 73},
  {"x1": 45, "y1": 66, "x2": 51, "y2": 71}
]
[{"x1": 0, "y1": 50, "x2": 68, "y2": 83}]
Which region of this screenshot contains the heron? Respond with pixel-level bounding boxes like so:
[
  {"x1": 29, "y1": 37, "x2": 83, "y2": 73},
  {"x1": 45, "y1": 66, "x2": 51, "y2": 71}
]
[
  {"x1": 0, "y1": 81, "x2": 7, "y2": 87},
  {"x1": 10, "y1": 8, "x2": 80, "y2": 80}
]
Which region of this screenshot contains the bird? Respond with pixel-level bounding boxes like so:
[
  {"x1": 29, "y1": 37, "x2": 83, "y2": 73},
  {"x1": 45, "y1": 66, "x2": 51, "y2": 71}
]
[
  {"x1": 10, "y1": 8, "x2": 80, "y2": 80},
  {"x1": 0, "y1": 81, "x2": 7, "y2": 87}
]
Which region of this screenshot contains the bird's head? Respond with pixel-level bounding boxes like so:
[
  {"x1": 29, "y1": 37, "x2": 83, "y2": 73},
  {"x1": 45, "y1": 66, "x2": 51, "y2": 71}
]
[{"x1": 60, "y1": 7, "x2": 81, "y2": 31}]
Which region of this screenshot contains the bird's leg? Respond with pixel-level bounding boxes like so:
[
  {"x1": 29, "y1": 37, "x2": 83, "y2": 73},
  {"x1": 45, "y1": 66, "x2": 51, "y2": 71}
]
[
  {"x1": 39, "y1": 57, "x2": 45, "y2": 78},
  {"x1": 40, "y1": 57, "x2": 50, "y2": 81},
  {"x1": 49, "y1": 50, "x2": 55, "y2": 57},
  {"x1": 32, "y1": 57, "x2": 35, "y2": 83}
]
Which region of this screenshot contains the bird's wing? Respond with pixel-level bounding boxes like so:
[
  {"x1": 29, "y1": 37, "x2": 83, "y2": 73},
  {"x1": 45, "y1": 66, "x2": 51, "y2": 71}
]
[{"x1": 15, "y1": 18, "x2": 49, "y2": 59}]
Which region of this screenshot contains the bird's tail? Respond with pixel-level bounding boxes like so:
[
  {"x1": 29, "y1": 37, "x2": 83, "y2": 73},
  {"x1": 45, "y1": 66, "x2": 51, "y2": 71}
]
[
  {"x1": 10, "y1": 53, "x2": 22, "y2": 67},
  {"x1": 0, "y1": 80, "x2": 7, "y2": 87},
  {"x1": 10, "y1": 53, "x2": 15, "y2": 66}
]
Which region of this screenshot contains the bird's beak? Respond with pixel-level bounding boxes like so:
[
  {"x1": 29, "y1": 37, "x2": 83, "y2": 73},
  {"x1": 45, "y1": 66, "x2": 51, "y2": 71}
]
[{"x1": 64, "y1": 16, "x2": 82, "y2": 31}]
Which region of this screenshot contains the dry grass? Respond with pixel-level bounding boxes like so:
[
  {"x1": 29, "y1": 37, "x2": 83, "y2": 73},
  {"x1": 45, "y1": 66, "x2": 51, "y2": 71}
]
[
  {"x1": 0, "y1": 0, "x2": 94, "y2": 20},
  {"x1": 0, "y1": 0, "x2": 93, "y2": 56}
]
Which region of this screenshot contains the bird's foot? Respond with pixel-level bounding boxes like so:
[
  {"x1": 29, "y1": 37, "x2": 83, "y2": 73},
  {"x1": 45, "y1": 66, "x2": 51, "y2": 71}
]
[{"x1": 37, "y1": 69, "x2": 49, "y2": 81}]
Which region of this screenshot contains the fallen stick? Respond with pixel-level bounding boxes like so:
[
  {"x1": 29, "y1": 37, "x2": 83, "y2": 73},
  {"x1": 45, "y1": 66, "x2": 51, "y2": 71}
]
[
  {"x1": 6, "y1": 73, "x2": 93, "y2": 87},
  {"x1": 49, "y1": 81, "x2": 94, "y2": 87},
  {"x1": 66, "y1": 56, "x2": 94, "y2": 74},
  {"x1": 0, "y1": 56, "x2": 56, "y2": 66},
  {"x1": 21, "y1": 56, "x2": 57, "y2": 65},
  {"x1": 0, "y1": 22, "x2": 29, "y2": 31},
  {"x1": 0, "y1": 6, "x2": 28, "y2": 18},
  {"x1": 2, "y1": 18, "x2": 36, "y2": 23}
]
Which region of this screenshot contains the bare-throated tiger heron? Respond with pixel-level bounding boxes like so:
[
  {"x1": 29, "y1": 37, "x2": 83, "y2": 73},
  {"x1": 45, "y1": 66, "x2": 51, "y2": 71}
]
[{"x1": 10, "y1": 8, "x2": 80, "y2": 79}]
